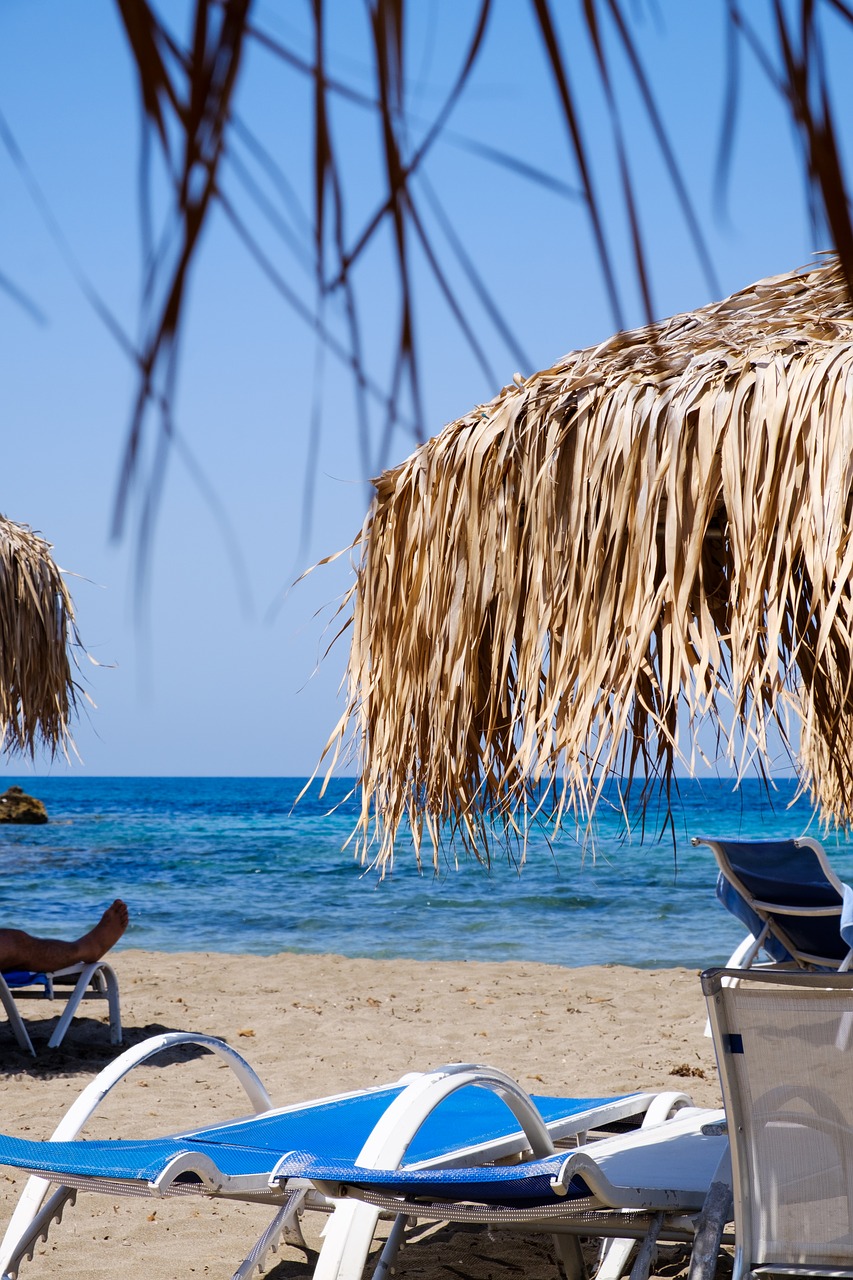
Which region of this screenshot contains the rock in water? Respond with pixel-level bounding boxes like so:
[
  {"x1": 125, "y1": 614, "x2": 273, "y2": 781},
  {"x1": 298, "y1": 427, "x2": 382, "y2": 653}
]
[{"x1": 0, "y1": 786, "x2": 48, "y2": 824}]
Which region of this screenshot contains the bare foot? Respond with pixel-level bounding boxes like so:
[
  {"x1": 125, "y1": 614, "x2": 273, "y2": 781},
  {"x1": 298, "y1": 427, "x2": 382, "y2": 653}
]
[{"x1": 77, "y1": 900, "x2": 129, "y2": 963}]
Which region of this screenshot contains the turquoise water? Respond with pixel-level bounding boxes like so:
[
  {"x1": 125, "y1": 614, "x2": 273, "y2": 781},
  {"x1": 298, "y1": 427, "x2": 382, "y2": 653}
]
[{"x1": 0, "y1": 776, "x2": 848, "y2": 969}]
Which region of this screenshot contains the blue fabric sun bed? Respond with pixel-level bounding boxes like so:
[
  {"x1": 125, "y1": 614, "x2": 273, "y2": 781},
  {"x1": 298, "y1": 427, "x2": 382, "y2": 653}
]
[
  {"x1": 263, "y1": 1108, "x2": 730, "y2": 1280},
  {"x1": 0, "y1": 1032, "x2": 686, "y2": 1280},
  {"x1": 269, "y1": 1109, "x2": 727, "y2": 1211},
  {"x1": 0, "y1": 1083, "x2": 641, "y2": 1187},
  {"x1": 692, "y1": 836, "x2": 853, "y2": 970}
]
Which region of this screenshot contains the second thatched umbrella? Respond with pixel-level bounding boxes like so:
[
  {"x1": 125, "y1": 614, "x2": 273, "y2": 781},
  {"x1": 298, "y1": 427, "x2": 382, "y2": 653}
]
[
  {"x1": 327, "y1": 255, "x2": 853, "y2": 867},
  {"x1": 0, "y1": 515, "x2": 79, "y2": 758}
]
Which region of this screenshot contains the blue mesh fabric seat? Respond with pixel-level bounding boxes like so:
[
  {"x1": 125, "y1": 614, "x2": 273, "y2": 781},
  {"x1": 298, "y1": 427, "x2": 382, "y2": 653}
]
[
  {"x1": 693, "y1": 836, "x2": 853, "y2": 970},
  {"x1": 271, "y1": 1110, "x2": 727, "y2": 1211}
]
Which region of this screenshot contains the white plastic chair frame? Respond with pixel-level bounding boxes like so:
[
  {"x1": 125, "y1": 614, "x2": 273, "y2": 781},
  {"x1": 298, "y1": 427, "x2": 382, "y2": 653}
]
[{"x1": 0, "y1": 962, "x2": 121, "y2": 1056}]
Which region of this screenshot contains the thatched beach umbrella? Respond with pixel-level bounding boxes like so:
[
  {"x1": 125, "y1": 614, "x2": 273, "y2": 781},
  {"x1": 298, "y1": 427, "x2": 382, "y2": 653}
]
[
  {"x1": 0, "y1": 516, "x2": 78, "y2": 757},
  {"x1": 327, "y1": 255, "x2": 853, "y2": 867}
]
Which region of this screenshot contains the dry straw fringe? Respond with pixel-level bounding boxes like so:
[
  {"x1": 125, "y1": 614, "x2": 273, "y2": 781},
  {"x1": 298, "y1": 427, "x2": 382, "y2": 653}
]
[
  {"x1": 0, "y1": 516, "x2": 79, "y2": 757},
  {"x1": 324, "y1": 255, "x2": 853, "y2": 868}
]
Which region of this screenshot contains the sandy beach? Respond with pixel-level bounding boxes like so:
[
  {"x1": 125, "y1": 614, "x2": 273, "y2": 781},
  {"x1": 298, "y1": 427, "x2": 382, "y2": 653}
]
[{"x1": 0, "y1": 951, "x2": 722, "y2": 1278}]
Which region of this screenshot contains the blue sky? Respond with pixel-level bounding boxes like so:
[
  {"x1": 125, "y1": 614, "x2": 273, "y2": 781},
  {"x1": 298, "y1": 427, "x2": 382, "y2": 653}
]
[{"x1": 0, "y1": 2, "x2": 848, "y2": 777}]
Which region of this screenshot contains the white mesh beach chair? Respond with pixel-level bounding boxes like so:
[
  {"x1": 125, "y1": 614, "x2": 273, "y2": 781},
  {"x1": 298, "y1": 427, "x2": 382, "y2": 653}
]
[
  {"x1": 703, "y1": 966, "x2": 853, "y2": 1280},
  {"x1": 0, "y1": 962, "x2": 121, "y2": 1055}
]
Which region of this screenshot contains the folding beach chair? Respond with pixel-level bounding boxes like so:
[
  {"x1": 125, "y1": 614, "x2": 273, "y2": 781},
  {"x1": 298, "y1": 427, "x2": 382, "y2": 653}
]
[
  {"x1": 692, "y1": 836, "x2": 853, "y2": 972},
  {"x1": 703, "y1": 966, "x2": 853, "y2": 1280},
  {"x1": 0, "y1": 961, "x2": 121, "y2": 1055},
  {"x1": 0, "y1": 1031, "x2": 698, "y2": 1280}
]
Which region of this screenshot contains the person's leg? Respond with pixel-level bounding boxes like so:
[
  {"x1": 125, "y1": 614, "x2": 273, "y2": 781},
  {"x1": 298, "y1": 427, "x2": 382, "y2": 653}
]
[{"x1": 0, "y1": 900, "x2": 129, "y2": 972}]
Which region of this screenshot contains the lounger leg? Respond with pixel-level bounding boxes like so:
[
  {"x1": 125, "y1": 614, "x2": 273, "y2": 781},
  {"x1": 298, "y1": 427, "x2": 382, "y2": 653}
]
[
  {"x1": 103, "y1": 964, "x2": 122, "y2": 1044},
  {"x1": 0, "y1": 1185, "x2": 76, "y2": 1279},
  {"x1": 45, "y1": 964, "x2": 99, "y2": 1050},
  {"x1": 627, "y1": 1213, "x2": 663, "y2": 1280},
  {"x1": 230, "y1": 1189, "x2": 307, "y2": 1280},
  {"x1": 0, "y1": 982, "x2": 35, "y2": 1057},
  {"x1": 371, "y1": 1213, "x2": 410, "y2": 1280},
  {"x1": 595, "y1": 1234, "x2": 636, "y2": 1280},
  {"x1": 313, "y1": 1202, "x2": 382, "y2": 1280},
  {"x1": 685, "y1": 1154, "x2": 733, "y2": 1280},
  {"x1": 554, "y1": 1232, "x2": 587, "y2": 1280}
]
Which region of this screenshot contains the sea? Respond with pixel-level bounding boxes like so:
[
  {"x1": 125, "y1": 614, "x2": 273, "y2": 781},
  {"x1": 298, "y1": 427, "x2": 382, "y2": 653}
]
[{"x1": 0, "y1": 775, "x2": 848, "y2": 970}]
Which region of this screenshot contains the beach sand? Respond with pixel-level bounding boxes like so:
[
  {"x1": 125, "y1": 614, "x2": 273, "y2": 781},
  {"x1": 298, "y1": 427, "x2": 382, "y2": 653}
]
[{"x1": 0, "y1": 951, "x2": 722, "y2": 1279}]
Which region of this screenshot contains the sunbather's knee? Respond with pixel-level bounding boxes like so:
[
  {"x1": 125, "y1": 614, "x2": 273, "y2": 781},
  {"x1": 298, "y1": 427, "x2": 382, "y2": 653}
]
[{"x1": 0, "y1": 929, "x2": 34, "y2": 970}]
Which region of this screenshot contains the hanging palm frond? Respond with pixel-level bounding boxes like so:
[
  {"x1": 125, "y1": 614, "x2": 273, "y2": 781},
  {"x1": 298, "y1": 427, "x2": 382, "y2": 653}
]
[
  {"x1": 329, "y1": 254, "x2": 853, "y2": 867},
  {"x1": 0, "y1": 517, "x2": 79, "y2": 756}
]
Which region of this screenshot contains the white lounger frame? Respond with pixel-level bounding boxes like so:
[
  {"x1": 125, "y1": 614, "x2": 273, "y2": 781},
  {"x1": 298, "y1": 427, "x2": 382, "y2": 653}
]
[
  {"x1": 0, "y1": 1032, "x2": 694, "y2": 1280},
  {"x1": 0, "y1": 962, "x2": 121, "y2": 1055}
]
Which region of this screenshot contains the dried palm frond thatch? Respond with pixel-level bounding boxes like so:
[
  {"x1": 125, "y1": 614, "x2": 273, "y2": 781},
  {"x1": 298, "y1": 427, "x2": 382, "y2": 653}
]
[
  {"x1": 329, "y1": 255, "x2": 853, "y2": 866},
  {"x1": 0, "y1": 517, "x2": 78, "y2": 756}
]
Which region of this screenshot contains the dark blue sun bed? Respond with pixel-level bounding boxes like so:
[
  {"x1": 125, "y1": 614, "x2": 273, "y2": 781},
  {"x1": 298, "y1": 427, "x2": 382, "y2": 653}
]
[{"x1": 692, "y1": 836, "x2": 853, "y2": 970}]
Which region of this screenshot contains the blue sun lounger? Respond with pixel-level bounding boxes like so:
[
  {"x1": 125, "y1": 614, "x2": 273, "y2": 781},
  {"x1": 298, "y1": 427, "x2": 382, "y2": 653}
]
[
  {"x1": 272, "y1": 1113, "x2": 724, "y2": 1208},
  {"x1": 269, "y1": 1107, "x2": 729, "y2": 1280},
  {"x1": 0, "y1": 1031, "x2": 691, "y2": 1280},
  {"x1": 286, "y1": 967, "x2": 853, "y2": 1280},
  {"x1": 692, "y1": 836, "x2": 853, "y2": 971}
]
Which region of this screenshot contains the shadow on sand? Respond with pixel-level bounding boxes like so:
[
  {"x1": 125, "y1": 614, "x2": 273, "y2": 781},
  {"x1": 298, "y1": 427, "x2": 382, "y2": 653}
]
[{"x1": 0, "y1": 1017, "x2": 217, "y2": 1078}]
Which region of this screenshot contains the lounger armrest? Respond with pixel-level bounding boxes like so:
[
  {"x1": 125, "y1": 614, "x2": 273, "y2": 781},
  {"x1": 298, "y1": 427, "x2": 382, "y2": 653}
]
[
  {"x1": 49, "y1": 1032, "x2": 272, "y2": 1143},
  {"x1": 150, "y1": 1151, "x2": 226, "y2": 1195},
  {"x1": 0, "y1": 1033, "x2": 273, "y2": 1277},
  {"x1": 353, "y1": 1065, "x2": 556, "y2": 1171}
]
